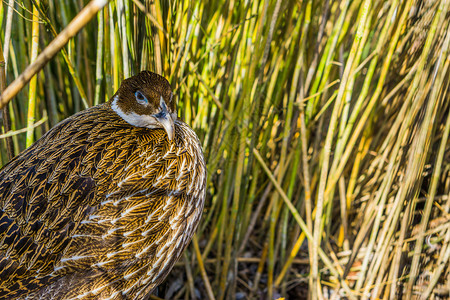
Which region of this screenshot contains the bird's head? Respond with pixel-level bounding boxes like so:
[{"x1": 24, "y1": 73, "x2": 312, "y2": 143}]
[{"x1": 111, "y1": 71, "x2": 177, "y2": 140}]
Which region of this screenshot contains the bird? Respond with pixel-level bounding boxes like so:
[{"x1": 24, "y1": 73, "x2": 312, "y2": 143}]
[{"x1": 0, "y1": 71, "x2": 206, "y2": 299}]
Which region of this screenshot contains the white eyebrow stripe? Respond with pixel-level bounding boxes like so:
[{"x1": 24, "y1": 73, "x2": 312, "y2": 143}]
[{"x1": 111, "y1": 95, "x2": 159, "y2": 129}]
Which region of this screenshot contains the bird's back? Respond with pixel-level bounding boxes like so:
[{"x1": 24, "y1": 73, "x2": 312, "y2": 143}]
[{"x1": 0, "y1": 103, "x2": 206, "y2": 299}]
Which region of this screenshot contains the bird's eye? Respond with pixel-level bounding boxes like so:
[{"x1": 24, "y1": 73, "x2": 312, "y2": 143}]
[{"x1": 135, "y1": 91, "x2": 148, "y2": 105}]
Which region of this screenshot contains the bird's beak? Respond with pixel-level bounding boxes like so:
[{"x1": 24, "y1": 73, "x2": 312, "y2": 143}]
[{"x1": 153, "y1": 96, "x2": 175, "y2": 141}]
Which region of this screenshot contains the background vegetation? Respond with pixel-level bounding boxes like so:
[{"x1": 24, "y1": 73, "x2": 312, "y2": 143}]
[{"x1": 0, "y1": 0, "x2": 449, "y2": 299}]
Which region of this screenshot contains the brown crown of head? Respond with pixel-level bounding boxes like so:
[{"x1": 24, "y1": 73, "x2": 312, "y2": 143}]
[
  {"x1": 111, "y1": 71, "x2": 177, "y2": 140},
  {"x1": 113, "y1": 71, "x2": 175, "y2": 115}
]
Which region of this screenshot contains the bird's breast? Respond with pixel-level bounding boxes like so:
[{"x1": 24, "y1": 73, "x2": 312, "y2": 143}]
[{"x1": 55, "y1": 120, "x2": 206, "y2": 298}]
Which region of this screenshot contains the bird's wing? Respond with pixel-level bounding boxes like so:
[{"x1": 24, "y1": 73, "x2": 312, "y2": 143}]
[
  {"x1": 0, "y1": 104, "x2": 136, "y2": 297},
  {"x1": 0, "y1": 110, "x2": 206, "y2": 299}
]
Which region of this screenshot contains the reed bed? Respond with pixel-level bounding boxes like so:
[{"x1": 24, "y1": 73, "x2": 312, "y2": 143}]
[{"x1": 0, "y1": 0, "x2": 449, "y2": 299}]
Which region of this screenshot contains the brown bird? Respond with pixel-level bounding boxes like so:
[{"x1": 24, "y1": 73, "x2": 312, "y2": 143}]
[{"x1": 0, "y1": 71, "x2": 206, "y2": 299}]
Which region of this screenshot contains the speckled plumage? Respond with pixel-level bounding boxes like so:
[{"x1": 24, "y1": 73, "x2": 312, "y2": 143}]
[{"x1": 0, "y1": 72, "x2": 206, "y2": 299}]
